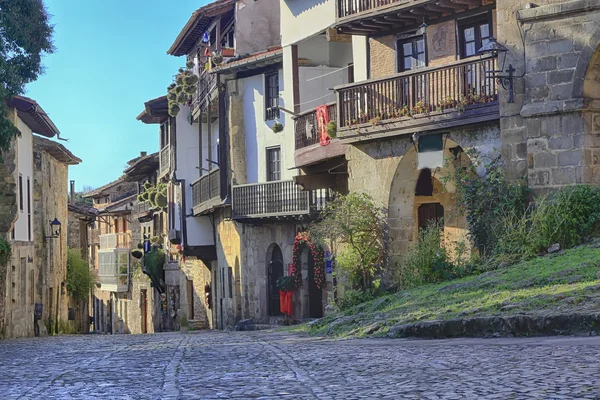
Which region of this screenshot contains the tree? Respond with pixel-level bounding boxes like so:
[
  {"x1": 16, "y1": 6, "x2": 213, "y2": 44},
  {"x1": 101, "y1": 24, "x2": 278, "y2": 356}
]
[
  {"x1": 72, "y1": 185, "x2": 95, "y2": 206},
  {"x1": 66, "y1": 248, "x2": 95, "y2": 302},
  {"x1": 309, "y1": 193, "x2": 387, "y2": 290},
  {"x1": 0, "y1": 0, "x2": 55, "y2": 153}
]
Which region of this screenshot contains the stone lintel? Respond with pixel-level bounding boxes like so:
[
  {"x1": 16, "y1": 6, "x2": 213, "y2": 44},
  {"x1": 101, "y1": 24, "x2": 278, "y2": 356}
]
[{"x1": 517, "y1": 0, "x2": 600, "y2": 22}]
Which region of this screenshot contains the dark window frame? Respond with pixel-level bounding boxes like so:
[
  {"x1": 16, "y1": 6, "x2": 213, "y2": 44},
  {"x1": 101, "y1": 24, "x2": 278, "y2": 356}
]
[
  {"x1": 396, "y1": 34, "x2": 427, "y2": 72},
  {"x1": 458, "y1": 13, "x2": 493, "y2": 59},
  {"x1": 266, "y1": 146, "x2": 281, "y2": 182},
  {"x1": 27, "y1": 178, "x2": 31, "y2": 241},
  {"x1": 265, "y1": 71, "x2": 280, "y2": 121},
  {"x1": 18, "y1": 174, "x2": 23, "y2": 212}
]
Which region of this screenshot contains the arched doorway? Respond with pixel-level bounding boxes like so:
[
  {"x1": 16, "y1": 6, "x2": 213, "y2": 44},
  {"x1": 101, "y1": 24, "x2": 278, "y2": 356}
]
[
  {"x1": 300, "y1": 248, "x2": 323, "y2": 319},
  {"x1": 266, "y1": 244, "x2": 283, "y2": 316}
]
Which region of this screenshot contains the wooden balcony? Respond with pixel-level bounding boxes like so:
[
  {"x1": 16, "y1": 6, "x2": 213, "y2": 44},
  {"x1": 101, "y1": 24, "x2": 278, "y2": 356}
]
[
  {"x1": 294, "y1": 103, "x2": 348, "y2": 167},
  {"x1": 137, "y1": 200, "x2": 152, "y2": 214},
  {"x1": 191, "y1": 168, "x2": 221, "y2": 215},
  {"x1": 335, "y1": 57, "x2": 499, "y2": 143},
  {"x1": 335, "y1": 0, "x2": 492, "y2": 35},
  {"x1": 159, "y1": 145, "x2": 170, "y2": 178},
  {"x1": 98, "y1": 248, "x2": 130, "y2": 293},
  {"x1": 232, "y1": 180, "x2": 332, "y2": 221},
  {"x1": 191, "y1": 71, "x2": 217, "y2": 118},
  {"x1": 99, "y1": 233, "x2": 131, "y2": 250}
]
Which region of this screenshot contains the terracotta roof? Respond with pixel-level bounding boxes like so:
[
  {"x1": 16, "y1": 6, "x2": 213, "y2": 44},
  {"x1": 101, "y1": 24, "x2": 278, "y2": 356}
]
[
  {"x1": 82, "y1": 177, "x2": 127, "y2": 198},
  {"x1": 7, "y1": 95, "x2": 60, "y2": 138},
  {"x1": 167, "y1": 0, "x2": 235, "y2": 57},
  {"x1": 68, "y1": 203, "x2": 99, "y2": 218},
  {"x1": 124, "y1": 152, "x2": 159, "y2": 182},
  {"x1": 102, "y1": 194, "x2": 137, "y2": 214},
  {"x1": 137, "y1": 95, "x2": 169, "y2": 124},
  {"x1": 33, "y1": 136, "x2": 81, "y2": 165},
  {"x1": 211, "y1": 47, "x2": 283, "y2": 74}
]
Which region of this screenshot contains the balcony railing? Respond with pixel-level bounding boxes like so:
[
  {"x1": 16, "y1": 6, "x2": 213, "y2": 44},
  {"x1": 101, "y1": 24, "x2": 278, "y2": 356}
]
[
  {"x1": 191, "y1": 71, "x2": 217, "y2": 116},
  {"x1": 98, "y1": 248, "x2": 130, "y2": 292},
  {"x1": 295, "y1": 103, "x2": 337, "y2": 151},
  {"x1": 337, "y1": 57, "x2": 498, "y2": 131},
  {"x1": 232, "y1": 180, "x2": 332, "y2": 220},
  {"x1": 192, "y1": 168, "x2": 220, "y2": 211},
  {"x1": 159, "y1": 146, "x2": 170, "y2": 177},
  {"x1": 137, "y1": 199, "x2": 152, "y2": 214},
  {"x1": 337, "y1": 0, "x2": 405, "y2": 18},
  {"x1": 99, "y1": 233, "x2": 131, "y2": 250}
]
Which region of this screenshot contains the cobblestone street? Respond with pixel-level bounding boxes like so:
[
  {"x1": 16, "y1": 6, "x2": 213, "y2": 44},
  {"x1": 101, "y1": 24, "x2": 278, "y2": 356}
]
[{"x1": 1, "y1": 331, "x2": 600, "y2": 399}]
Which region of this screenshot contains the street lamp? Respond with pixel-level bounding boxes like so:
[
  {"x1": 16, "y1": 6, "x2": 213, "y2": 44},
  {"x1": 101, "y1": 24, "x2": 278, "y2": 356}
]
[
  {"x1": 45, "y1": 218, "x2": 61, "y2": 240},
  {"x1": 477, "y1": 36, "x2": 516, "y2": 103}
]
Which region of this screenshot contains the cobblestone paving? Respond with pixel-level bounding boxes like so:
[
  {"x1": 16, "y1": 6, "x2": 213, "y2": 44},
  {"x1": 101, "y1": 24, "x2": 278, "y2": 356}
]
[{"x1": 1, "y1": 331, "x2": 600, "y2": 399}]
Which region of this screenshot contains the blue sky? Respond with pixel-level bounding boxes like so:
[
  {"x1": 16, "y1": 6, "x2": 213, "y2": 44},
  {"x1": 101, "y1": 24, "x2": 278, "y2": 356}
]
[{"x1": 26, "y1": 0, "x2": 208, "y2": 191}]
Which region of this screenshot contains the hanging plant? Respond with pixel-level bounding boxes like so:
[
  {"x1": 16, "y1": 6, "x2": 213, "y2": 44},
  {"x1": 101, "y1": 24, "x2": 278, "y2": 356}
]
[
  {"x1": 168, "y1": 102, "x2": 180, "y2": 117},
  {"x1": 326, "y1": 121, "x2": 337, "y2": 139},
  {"x1": 184, "y1": 85, "x2": 196, "y2": 95},
  {"x1": 272, "y1": 122, "x2": 283, "y2": 133},
  {"x1": 132, "y1": 250, "x2": 143, "y2": 259},
  {"x1": 186, "y1": 60, "x2": 195, "y2": 69},
  {"x1": 212, "y1": 53, "x2": 224, "y2": 65},
  {"x1": 290, "y1": 232, "x2": 326, "y2": 290}
]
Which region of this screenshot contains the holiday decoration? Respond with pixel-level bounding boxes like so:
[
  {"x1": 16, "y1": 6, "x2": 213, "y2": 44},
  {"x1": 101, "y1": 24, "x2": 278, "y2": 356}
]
[{"x1": 290, "y1": 232, "x2": 326, "y2": 290}]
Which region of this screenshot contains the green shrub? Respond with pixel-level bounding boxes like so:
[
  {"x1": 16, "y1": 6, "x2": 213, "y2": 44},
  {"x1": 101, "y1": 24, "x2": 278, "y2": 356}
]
[
  {"x1": 336, "y1": 289, "x2": 375, "y2": 310},
  {"x1": 395, "y1": 221, "x2": 476, "y2": 288},
  {"x1": 66, "y1": 248, "x2": 96, "y2": 301},
  {"x1": 494, "y1": 185, "x2": 600, "y2": 258},
  {"x1": 0, "y1": 236, "x2": 11, "y2": 268},
  {"x1": 276, "y1": 275, "x2": 296, "y2": 291}
]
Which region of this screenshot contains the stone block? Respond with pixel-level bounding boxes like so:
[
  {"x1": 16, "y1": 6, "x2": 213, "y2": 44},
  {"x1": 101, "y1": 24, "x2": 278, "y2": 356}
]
[
  {"x1": 558, "y1": 53, "x2": 579, "y2": 69},
  {"x1": 548, "y1": 136, "x2": 573, "y2": 150},
  {"x1": 533, "y1": 152, "x2": 557, "y2": 169},
  {"x1": 548, "y1": 39, "x2": 574, "y2": 55},
  {"x1": 547, "y1": 69, "x2": 574, "y2": 85},
  {"x1": 557, "y1": 150, "x2": 582, "y2": 166},
  {"x1": 529, "y1": 42, "x2": 549, "y2": 58},
  {"x1": 526, "y1": 72, "x2": 547, "y2": 87},
  {"x1": 527, "y1": 138, "x2": 548, "y2": 152},
  {"x1": 529, "y1": 170, "x2": 550, "y2": 186},
  {"x1": 549, "y1": 83, "x2": 572, "y2": 101},
  {"x1": 551, "y1": 167, "x2": 577, "y2": 185},
  {"x1": 530, "y1": 55, "x2": 557, "y2": 72},
  {"x1": 516, "y1": 142, "x2": 527, "y2": 158}
]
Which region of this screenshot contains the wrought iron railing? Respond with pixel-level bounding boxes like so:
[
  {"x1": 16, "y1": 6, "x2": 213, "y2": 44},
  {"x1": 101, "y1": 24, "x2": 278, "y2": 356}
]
[
  {"x1": 232, "y1": 180, "x2": 332, "y2": 220},
  {"x1": 336, "y1": 56, "x2": 498, "y2": 129},
  {"x1": 159, "y1": 146, "x2": 170, "y2": 177},
  {"x1": 192, "y1": 168, "x2": 220, "y2": 210},
  {"x1": 294, "y1": 103, "x2": 337, "y2": 151}
]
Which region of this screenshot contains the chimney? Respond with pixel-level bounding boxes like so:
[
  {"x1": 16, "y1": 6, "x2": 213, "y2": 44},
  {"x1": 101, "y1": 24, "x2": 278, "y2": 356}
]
[
  {"x1": 140, "y1": 151, "x2": 147, "y2": 157},
  {"x1": 70, "y1": 180, "x2": 75, "y2": 205}
]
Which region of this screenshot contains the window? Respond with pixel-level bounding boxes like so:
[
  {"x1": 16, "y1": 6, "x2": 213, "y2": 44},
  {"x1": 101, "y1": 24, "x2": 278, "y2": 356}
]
[
  {"x1": 459, "y1": 15, "x2": 492, "y2": 58},
  {"x1": 27, "y1": 178, "x2": 31, "y2": 241},
  {"x1": 266, "y1": 147, "x2": 281, "y2": 182},
  {"x1": 397, "y1": 36, "x2": 426, "y2": 72},
  {"x1": 265, "y1": 72, "x2": 279, "y2": 120},
  {"x1": 18, "y1": 175, "x2": 23, "y2": 212}
]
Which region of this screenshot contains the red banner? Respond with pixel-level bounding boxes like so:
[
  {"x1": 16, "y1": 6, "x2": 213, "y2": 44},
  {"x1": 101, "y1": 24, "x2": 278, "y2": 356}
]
[{"x1": 316, "y1": 105, "x2": 331, "y2": 146}]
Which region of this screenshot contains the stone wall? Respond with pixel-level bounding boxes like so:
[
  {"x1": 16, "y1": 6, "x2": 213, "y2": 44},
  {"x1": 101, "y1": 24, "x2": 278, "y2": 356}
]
[
  {"x1": 497, "y1": 0, "x2": 600, "y2": 191},
  {"x1": 33, "y1": 147, "x2": 70, "y2": 335},
  {"x1": 0, "y1": 133, "x2": 18, "y2": 337},
  {"x1": 346, "y1": 123, "x2": 501, "y2": 269}
]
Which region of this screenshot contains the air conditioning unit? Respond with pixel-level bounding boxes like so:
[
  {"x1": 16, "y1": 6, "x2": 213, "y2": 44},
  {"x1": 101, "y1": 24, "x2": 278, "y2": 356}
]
[{"x1": 168, "y1": 229, "x2": 181, "y2": 244}]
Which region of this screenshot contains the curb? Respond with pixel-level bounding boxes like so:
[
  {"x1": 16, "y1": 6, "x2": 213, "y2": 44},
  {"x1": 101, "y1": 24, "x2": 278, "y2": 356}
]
[{"x1": 388, "y1": 313, "x2": 600, "y2": 339}]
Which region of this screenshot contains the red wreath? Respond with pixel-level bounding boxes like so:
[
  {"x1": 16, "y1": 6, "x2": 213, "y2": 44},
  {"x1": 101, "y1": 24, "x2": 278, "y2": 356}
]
[{"x1": 290, "y1": 232, "x2": 326, "y2": 290}]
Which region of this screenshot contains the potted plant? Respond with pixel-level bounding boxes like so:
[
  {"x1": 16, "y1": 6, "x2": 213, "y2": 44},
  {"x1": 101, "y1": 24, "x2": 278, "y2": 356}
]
[
  {"x1": 276, "y1": 276, "x2": 296, "y2": 322},
  {"x1": 272, "y1": 122, "x2": 283, "y2": 133},
  {"x1": 222, "y1": 48, "x2": 235, "y2": 57},
  {"x1": 276, "y1": 275, "x2": 296, "y2": 292},
  {"x1": 180, "y1": 316, "x2": 189, "y2": 333},
  {"x1": 326, "y1": 121, "x2": 337, "y2": 139}
]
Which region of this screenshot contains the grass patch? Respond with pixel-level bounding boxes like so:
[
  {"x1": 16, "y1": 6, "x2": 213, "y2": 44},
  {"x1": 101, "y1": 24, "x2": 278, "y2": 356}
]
[{"x1": 292, "y1": 243, "x2": 600, "y2": 338}]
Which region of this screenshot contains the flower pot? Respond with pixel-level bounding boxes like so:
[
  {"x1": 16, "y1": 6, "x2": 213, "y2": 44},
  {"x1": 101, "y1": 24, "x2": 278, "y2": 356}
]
[{"x1": 222, "y1": 48, "x2": 235, "y2": 57}]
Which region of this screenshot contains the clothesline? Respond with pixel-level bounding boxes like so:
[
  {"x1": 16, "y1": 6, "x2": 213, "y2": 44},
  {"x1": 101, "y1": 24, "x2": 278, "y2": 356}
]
[{"x1": 293, "y1": 91, "x2": 336, "y2": 107}]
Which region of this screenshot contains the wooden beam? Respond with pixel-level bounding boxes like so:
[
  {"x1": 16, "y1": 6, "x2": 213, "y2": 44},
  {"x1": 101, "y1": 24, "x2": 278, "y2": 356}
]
[
  {"x1": 410, "y1": 7, "x2": 442, "y2": 18},
  {"x1": 437, "y1": 0, "x2": 468, "y2": 12},
  {"x1": 425, "y1": 3, "x2": 455, "y2": 14}
]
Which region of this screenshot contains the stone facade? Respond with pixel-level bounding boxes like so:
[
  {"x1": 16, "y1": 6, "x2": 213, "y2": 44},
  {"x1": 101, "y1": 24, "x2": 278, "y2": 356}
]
[{"x1": 496, "y1": 0, "x2": 600, "y2": 192}]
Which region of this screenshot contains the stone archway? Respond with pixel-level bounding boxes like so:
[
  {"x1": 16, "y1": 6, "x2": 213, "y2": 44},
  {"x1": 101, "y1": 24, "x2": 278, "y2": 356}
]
[
  {"x1": 265, "y1": 243, "x2": 283, "y2": 317},
  {"x1": 582, "y1": 44, "x2": 600, "y2": 185},
  {"x1": 387, "y1": 136, "x2": 471, "y2": 267}
]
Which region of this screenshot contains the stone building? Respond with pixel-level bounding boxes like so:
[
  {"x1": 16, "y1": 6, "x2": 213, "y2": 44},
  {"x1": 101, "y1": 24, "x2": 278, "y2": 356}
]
[{"x1": 1, "y1": 96, "x2": 81, "y2": 338}]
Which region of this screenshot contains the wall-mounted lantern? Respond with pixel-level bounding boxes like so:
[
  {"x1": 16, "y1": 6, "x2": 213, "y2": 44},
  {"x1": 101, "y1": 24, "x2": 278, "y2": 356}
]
[
  {"x1": 478, "y1": 37, "x2": 516, "y2": 103},
  {"x1": 45, "y1": 218, "x2": 61, "y2": 240}
]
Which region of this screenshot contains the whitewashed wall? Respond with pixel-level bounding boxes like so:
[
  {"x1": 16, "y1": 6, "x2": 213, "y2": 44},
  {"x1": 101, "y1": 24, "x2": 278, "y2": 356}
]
[{"x1": 14, "y1": 116, "x2": 33, "y2": 242}]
